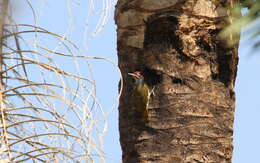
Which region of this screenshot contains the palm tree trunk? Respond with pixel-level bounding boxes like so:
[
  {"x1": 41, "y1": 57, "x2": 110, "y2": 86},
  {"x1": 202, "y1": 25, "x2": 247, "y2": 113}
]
[{"x1": 115, "y1": 0, "x2": 239, "y2": 162}]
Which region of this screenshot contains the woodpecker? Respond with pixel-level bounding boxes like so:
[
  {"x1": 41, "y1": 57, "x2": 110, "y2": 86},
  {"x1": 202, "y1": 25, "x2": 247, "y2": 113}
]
[{"x1": 128, "y1": 71, "x2": 151, "y2": 122}]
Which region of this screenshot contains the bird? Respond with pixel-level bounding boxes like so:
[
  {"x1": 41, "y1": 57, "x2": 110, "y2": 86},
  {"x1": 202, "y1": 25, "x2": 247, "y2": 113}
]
[{"x1": 128, "y1": 71, "x2": 151, "y2": 122}]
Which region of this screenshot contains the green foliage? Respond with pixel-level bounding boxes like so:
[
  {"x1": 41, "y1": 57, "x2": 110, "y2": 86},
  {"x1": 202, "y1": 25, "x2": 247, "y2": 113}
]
[{"x1": 220, "y1": 0, "x2": 260, "y2": 48}]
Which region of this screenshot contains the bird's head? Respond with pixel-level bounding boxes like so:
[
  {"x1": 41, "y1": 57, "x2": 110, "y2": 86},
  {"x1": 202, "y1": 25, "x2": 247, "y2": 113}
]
[
  {"x1": 128, "y1": 71, "x2": 144, "y2": 85},
  {"x1": 128, "y1": 71, "x2": 143, "y2": 79}
]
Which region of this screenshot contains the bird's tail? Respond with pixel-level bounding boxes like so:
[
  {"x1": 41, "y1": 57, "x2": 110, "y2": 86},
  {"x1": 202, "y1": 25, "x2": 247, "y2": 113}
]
[{"x1": 143, "y1": 110, "x2": 148, "y2": 122}]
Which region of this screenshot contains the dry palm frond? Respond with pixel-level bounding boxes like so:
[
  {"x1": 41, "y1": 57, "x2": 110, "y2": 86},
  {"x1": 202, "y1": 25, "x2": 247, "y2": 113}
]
[{"x1": 0, "y1": 0, "x2": 121, "y2": 162}]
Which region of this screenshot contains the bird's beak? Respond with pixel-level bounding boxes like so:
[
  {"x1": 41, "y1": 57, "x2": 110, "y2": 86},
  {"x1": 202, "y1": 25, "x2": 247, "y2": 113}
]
[{"x1": 128, "y1": 73, "x2": 139, "y2": 78}]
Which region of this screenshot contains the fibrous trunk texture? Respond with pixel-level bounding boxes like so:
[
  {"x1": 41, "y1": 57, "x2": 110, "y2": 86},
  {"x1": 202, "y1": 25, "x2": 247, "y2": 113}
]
[{"x1": 115, "y1": 0, "x2": 239, "y2": 162}]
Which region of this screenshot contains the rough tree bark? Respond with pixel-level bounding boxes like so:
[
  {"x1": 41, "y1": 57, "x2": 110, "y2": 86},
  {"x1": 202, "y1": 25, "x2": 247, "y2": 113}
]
[{"x1": 115, "y1": 0, "x2": 239, "y2": 162}]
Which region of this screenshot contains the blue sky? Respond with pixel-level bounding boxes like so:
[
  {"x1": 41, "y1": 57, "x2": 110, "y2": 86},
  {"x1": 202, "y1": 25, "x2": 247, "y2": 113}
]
[{"x1": 13, "y1": 0, "x2": 260, "y2": 162}]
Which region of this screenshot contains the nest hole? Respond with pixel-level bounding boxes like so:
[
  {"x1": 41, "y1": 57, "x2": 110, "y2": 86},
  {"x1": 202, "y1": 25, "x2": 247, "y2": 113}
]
[{"x1": 143, "y1": 68, "x2": 162, "y2": 87}]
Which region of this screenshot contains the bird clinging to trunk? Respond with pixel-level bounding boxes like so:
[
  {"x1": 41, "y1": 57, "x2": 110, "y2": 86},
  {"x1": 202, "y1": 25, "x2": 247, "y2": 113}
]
[{"x1": 128, "y1": 71, "x2": 151, "y2": 122}]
